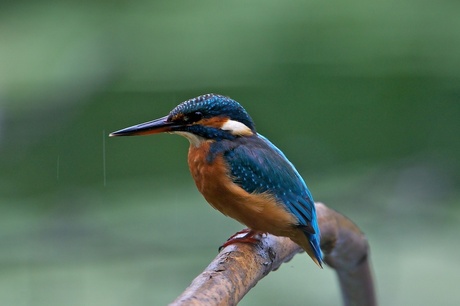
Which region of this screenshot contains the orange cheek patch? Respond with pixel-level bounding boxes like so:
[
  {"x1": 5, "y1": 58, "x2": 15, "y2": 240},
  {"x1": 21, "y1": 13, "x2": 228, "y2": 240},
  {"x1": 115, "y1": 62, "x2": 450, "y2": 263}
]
[
  {"x1": 171, "y1": 114, "x2": 184, "y2": 122},
  {"x1": 196, "y1": 117, "x2": 228, "y2": 128}
]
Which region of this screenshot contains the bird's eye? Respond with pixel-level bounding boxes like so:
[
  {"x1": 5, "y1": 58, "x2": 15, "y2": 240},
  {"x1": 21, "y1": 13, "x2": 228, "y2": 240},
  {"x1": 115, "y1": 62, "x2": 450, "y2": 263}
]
[{"x1": 183, "y1": 111, "x2": 203, "y2": 123}]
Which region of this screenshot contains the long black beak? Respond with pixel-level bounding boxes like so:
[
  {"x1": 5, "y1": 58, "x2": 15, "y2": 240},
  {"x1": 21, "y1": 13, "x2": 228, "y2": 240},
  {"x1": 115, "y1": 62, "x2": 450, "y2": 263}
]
[{"x1": 109, "y1": 115, "x2": 180, "y2": 137}]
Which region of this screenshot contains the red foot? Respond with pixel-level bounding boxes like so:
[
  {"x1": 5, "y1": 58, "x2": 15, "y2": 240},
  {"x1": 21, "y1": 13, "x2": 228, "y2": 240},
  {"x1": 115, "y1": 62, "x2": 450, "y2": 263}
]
[
  {"x1": 219, "y1": 229, "x2": 265, "y2": 251},
  {"x1": 226, "y1": 228, "x2": 253, "y2": 240}
]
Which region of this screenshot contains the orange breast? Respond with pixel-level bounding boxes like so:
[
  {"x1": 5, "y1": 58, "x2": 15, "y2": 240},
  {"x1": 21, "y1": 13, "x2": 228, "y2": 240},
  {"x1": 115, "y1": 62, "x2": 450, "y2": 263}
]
[{"x1": 187, "y1": 142, "x2": 298, "y2": 237}]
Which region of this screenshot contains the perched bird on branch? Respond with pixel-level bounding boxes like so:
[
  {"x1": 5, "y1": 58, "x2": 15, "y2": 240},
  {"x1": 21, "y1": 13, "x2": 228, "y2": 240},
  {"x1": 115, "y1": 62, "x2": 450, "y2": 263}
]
[{"x1": 110, "y1": 94, "x2": 323, "y2": 267}]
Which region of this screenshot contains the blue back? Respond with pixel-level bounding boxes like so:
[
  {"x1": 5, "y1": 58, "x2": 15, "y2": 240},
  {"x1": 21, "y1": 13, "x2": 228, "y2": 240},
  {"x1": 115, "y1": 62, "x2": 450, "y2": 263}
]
[{"x1": 212, "y1": 134, "x2": 322, "y2": 262}]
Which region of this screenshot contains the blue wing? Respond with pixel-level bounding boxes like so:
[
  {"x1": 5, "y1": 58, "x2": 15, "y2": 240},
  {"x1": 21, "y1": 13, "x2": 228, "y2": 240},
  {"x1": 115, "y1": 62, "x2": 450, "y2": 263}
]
[{"x1": 222, "y1": 134, "x2": 318, "y2": 234}]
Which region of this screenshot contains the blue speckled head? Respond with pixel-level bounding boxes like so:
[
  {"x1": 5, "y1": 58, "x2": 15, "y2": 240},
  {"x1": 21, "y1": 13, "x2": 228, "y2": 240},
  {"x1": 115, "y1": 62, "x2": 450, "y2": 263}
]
[{"x1": 168, "y1": 94, "x2": 256, "y2": 131}]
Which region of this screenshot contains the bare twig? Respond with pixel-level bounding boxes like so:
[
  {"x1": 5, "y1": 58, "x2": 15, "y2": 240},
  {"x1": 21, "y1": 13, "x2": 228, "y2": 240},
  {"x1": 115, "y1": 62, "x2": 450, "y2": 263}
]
[{"x1": 170, "y1": 203, "x2": 376, "y2": 306}]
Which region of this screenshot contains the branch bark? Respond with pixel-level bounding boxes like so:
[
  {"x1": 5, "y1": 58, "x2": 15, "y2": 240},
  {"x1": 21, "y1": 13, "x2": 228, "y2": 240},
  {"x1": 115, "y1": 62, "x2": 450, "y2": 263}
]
[{"x1": 170, "y1": 202, "x2": 376, "y2": 306}]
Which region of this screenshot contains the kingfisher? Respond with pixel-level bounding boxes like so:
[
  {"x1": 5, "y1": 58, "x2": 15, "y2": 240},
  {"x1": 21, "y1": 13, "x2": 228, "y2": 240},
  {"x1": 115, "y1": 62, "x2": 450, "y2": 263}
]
[{"x1": 110, "y1": 94, "x2": 323, "y2": 267}]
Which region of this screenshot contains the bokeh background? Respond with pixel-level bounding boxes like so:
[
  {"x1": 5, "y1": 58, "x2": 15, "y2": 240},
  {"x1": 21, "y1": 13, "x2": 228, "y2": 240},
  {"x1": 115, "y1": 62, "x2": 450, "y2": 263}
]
[{"x1": 1, "y1": 1, "x2": 459, "y2": 305}]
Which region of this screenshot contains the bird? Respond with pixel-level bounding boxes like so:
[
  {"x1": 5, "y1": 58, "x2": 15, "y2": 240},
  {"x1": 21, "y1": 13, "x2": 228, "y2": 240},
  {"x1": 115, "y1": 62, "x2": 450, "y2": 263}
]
[{"x1": 110, "y1": 94, "x2": 323, "y2": 267}]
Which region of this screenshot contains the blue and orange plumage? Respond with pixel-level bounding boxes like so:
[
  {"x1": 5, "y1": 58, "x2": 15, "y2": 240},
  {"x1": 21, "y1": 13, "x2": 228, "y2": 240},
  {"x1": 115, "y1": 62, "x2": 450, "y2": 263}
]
[{"x1": 110, "y1": 94, "x2": 323, "y2": 267}]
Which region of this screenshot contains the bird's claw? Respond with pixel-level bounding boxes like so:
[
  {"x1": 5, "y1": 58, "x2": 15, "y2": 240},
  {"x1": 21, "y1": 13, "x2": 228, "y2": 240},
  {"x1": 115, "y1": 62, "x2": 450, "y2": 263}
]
[{"x1": 218, "y1": 229, "x2": 263, "y2": 251}]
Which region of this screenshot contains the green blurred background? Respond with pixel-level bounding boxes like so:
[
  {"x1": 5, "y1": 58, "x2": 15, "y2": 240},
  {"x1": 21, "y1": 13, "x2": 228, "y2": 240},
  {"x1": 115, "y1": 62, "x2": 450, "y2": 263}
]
[{"x1": 1, "y1": 1, "x2": 459, "y2": 305}]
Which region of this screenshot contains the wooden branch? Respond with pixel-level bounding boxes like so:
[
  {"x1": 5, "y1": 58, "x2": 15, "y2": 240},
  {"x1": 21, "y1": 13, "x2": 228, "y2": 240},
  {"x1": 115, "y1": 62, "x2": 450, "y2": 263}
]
[{"x1": 170, "y1": 203, "x2": 376, "y2": 306}]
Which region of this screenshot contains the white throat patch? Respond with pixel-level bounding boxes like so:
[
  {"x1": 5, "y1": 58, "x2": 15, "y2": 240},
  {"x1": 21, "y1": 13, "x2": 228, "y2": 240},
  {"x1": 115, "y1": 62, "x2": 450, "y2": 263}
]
[{"x1": 172, "y1": 131, "x2": 207, "y2": 147}]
